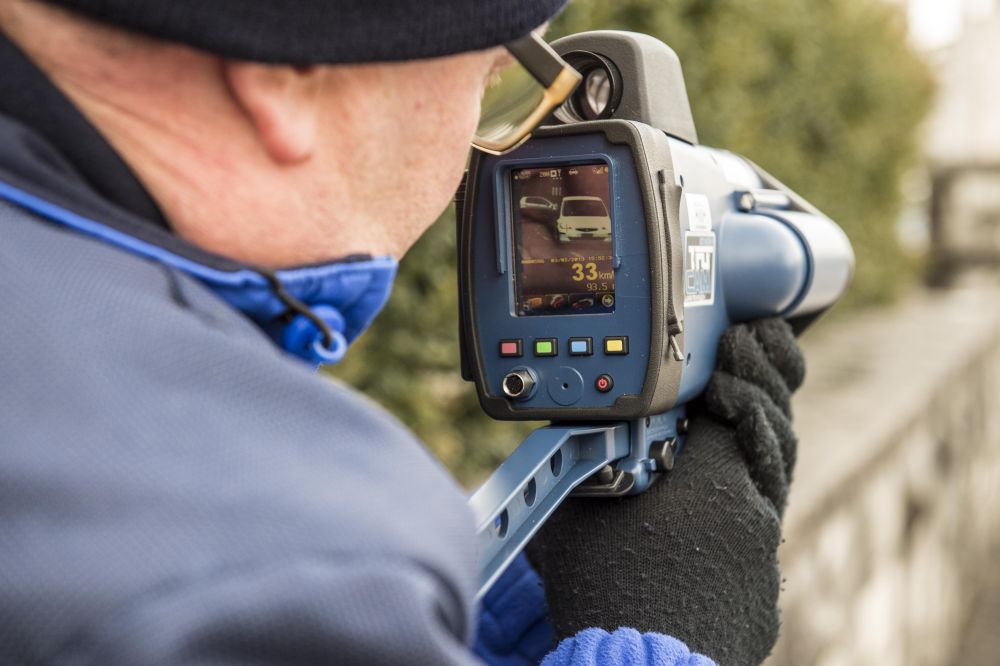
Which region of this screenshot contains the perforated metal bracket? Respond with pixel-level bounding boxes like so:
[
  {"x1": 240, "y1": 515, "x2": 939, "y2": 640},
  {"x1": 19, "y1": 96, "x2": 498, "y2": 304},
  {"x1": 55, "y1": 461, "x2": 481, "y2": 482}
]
[{"x1": 468, "y1": 423, "x2": 629, "y2": 599}]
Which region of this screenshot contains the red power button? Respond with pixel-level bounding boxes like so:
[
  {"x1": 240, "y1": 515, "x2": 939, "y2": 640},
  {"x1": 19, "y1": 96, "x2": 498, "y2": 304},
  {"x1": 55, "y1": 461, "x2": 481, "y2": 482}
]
[{"x1": 595, "y1": 374, "x2": 614, "y2": 393}]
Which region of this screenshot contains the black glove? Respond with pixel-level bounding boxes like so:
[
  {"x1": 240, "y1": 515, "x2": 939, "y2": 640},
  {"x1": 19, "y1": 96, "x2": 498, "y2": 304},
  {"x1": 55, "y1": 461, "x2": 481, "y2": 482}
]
[{"x1": 526, "y1": 318, "x2": 805, "y2": 666}]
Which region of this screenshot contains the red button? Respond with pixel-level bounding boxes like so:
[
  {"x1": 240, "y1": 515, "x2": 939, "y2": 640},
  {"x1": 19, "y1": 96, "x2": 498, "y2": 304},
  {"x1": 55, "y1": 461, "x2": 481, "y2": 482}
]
[
  {"x1": 595, "y1": 374, "x2": 614, "y2": 393},
  {"x1": 500, "y1": 340, "x2": 523, "y2": 357}
]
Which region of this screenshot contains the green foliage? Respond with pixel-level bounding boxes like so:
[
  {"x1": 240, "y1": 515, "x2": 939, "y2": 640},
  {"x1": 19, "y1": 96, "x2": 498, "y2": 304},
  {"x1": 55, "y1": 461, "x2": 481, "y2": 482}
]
[{"x1": 330, "y1": 0, "x2": 935, "y2": 484}]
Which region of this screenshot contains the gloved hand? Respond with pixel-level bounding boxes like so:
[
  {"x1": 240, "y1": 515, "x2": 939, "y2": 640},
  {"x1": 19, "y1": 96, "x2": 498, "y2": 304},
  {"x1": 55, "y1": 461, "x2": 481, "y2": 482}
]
[
  {"x1": 526, "y1": 318, "x2": 805, "y2": 666},
  {"x1": 474, "y1": 553, "x2": 554, "y2": 666}
]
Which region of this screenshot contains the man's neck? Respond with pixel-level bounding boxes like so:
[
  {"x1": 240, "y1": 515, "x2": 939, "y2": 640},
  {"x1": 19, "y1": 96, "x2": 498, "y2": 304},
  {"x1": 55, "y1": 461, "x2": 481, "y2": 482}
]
[{"x1": 0, "y1": 30, "x2": 167, "y2": 225}]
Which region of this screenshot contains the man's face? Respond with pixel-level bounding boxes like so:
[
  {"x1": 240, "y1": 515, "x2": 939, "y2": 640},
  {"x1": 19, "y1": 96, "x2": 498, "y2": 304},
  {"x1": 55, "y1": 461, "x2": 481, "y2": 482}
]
[{"x1": 304, "y1": 48, "x2": 514, "y2": 260}]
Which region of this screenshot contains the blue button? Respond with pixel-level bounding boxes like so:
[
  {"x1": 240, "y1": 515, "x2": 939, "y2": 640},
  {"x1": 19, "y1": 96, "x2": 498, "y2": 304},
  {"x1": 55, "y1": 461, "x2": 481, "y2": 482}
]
[{"x1": 569, "y1": 338, "x2": 593, "y2": 356}]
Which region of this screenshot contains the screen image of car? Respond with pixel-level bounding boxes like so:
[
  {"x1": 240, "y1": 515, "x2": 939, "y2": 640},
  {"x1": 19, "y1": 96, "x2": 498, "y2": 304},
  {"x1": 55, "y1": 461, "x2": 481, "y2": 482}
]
[
  {"x1": 519, "y1": 196, "x2": 559, "y2": 226},
  {"x1": 556, "y1": 196, "x2": 611, "y2": 243},
  {"x1": 510, "y1": 163, "x2": 615, "y2": 317},
  {"x1": 520, "y1": 196, "x2": 558, "y2": 211}
]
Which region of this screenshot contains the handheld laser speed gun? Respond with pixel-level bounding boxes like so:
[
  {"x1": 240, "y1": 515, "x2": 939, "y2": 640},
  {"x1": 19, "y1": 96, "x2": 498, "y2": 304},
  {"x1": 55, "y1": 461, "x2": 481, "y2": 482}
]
[{"x1": 458, "y1": 31, "x2": 854, "y2": 598}]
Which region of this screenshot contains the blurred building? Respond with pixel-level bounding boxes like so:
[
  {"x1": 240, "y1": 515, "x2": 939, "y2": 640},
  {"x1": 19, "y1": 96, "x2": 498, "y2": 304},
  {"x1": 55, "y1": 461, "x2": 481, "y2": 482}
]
[
  {"x1": 924, "y1": 2, "x2": 1000, "y2": 282},
  {"x1": 765, "y1": 6, "x2": 1000, "y2": 665}
]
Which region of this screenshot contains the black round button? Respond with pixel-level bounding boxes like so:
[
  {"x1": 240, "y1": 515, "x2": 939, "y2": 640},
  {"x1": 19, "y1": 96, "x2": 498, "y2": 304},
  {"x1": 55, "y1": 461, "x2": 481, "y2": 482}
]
[{"x1": 595, "y1": 374, "x2": 614, "y2": 393}]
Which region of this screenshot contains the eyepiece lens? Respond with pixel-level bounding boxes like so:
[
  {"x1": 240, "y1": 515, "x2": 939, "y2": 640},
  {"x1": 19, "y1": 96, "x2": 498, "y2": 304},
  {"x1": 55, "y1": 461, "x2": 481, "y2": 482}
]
[
  {"x1": 583, "y1": 68, "x2": 612, "y2": 118},
  {"x1": 553, "y1": 52, "x2": 622, "y2": 125}
]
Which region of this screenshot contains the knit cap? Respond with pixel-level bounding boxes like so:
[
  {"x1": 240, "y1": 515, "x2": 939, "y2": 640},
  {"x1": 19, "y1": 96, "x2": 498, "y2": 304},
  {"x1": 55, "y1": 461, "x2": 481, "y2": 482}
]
[{"x1": 42, "y1": 0, "x2": 567, "y2": 64}]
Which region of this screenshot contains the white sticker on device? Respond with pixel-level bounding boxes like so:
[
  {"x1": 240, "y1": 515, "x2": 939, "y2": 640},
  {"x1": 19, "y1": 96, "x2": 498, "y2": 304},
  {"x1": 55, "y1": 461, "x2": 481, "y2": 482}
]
[
  {"x1": 684, "y1": 231, "x2": 716, "y2": 307},
  {"x1": 685, "y1": 193, "x2": 713, "y2": 231}
]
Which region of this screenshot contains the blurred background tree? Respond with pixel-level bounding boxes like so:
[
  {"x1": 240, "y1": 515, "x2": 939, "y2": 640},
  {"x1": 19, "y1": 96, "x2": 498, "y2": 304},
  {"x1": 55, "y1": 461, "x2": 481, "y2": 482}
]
[{"x1": 330, "y1": 0, "x2": 935, "y2": 486}]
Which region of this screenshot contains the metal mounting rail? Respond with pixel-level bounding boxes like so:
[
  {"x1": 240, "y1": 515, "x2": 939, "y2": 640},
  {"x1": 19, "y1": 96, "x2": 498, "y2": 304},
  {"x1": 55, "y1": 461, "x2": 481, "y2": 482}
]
[{"x1": 468, "y1": 423, "x2": 630, "y2": 599}]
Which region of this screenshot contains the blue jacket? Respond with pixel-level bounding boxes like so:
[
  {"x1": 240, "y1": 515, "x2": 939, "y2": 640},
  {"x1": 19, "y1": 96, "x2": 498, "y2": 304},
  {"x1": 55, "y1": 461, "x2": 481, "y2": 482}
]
[{"x1": 0, "y1": 30, "x2": 712, "y2": 666}]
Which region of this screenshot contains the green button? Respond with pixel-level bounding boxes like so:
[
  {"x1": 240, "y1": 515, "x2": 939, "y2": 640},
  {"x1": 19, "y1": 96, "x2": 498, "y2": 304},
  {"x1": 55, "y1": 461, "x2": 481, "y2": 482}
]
[{"x1": 534, "y1": 339, "x2": 557, "y2": 357}]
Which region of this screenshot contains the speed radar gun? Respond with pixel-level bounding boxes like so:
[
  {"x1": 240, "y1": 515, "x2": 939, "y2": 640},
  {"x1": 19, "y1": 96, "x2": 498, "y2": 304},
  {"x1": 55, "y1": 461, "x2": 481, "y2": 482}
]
[{"x1": 457, "y1": 31, "x2": 854, "y2": 598}]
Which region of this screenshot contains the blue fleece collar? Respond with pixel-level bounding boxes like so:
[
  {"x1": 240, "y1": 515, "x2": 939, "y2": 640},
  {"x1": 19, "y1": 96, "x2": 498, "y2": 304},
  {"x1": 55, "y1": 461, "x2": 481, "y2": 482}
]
[{"x1": 0, "y1": 179, "x2": 397, "y2": 366}]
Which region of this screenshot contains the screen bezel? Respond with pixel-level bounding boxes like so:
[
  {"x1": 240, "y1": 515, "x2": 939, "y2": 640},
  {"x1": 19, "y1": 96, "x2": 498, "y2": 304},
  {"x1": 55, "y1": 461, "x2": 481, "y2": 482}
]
[{"x1": 458, "y1": 121, "x2": 683, "y2": 422}]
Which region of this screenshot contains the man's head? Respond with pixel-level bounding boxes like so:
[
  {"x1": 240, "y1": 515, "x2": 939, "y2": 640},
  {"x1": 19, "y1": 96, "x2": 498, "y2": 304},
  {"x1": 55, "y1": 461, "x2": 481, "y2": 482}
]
[{"x1": 0, "y1": 0, "x2": 564, "y2": 267}]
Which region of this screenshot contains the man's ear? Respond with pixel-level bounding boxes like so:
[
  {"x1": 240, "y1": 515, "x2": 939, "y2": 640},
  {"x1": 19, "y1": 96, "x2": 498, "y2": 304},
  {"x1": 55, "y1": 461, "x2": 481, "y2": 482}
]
[{"x1": 223, "y1": 61, "x2": 321, "y2": 165}]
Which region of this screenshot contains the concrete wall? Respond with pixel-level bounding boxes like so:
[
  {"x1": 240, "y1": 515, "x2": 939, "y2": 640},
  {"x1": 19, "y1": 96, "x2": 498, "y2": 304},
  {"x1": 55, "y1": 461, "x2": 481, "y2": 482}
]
[{"x1": 766, "y1": 279, "x2": 1000, "y2": 666}]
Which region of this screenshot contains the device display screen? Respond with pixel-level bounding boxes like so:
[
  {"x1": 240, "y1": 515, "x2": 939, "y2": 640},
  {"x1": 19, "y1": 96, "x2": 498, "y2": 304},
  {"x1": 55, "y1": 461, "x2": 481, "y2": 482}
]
[{"x1": 511, "y1": 163, "x2": 615, "y2": 317}]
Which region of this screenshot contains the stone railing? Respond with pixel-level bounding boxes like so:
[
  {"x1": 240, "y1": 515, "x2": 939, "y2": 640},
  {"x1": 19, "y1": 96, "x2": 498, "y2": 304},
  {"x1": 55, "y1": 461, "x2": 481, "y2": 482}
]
[{"x1": 765, "y1": 278, "x2": 1000, "y2": 665}]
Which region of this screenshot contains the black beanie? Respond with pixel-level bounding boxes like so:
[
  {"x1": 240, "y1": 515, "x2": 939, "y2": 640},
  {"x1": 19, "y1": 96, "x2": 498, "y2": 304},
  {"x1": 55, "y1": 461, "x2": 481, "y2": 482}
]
[{"x1": 41, "y1": 0, "x2": 568, "y2": 64}]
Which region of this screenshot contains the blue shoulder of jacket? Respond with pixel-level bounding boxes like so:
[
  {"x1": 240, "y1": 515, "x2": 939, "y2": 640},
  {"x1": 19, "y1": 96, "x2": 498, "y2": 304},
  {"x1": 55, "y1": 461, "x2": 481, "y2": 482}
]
[{"x1": 0, "y1": 197, "x2": 482, "y2": 663}]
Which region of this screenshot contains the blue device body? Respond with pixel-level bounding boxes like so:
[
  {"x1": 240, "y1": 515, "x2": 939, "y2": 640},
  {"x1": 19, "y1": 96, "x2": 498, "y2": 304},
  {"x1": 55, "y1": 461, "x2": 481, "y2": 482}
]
[
  {"x1": 459, "y1": 120, "x2": 763, "y2": 423},
  {"x1": 461, "y1": 123, "x2": 852, "y2": 596},
  {"x1": 467, "y1": 132, "x2": 654, "y2": 413},
  {"x1": 459, "y1": 121, "x2": 843, "y2": 424}
]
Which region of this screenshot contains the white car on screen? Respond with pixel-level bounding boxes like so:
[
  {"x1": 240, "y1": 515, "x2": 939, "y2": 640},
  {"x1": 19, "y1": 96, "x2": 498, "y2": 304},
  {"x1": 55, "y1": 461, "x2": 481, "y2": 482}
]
[
  {"x1": 519, "y1": 196, "x2": 557, "y2": 212},
  {"x1": 556, "y1": 196, "x2": 611, "y2": 242}
]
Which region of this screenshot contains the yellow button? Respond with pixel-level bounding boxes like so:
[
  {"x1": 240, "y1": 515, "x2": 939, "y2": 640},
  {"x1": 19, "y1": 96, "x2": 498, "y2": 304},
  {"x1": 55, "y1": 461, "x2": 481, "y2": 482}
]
[{"x1": 604, "y1": 337, "x2": 628, "y2": 355}]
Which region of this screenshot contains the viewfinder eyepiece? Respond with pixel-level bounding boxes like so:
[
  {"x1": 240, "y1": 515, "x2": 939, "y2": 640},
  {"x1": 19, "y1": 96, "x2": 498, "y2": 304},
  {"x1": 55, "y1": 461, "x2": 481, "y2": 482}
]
[{"x1": 554, "y1": 52, "x2": 623, "y2": 124}]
